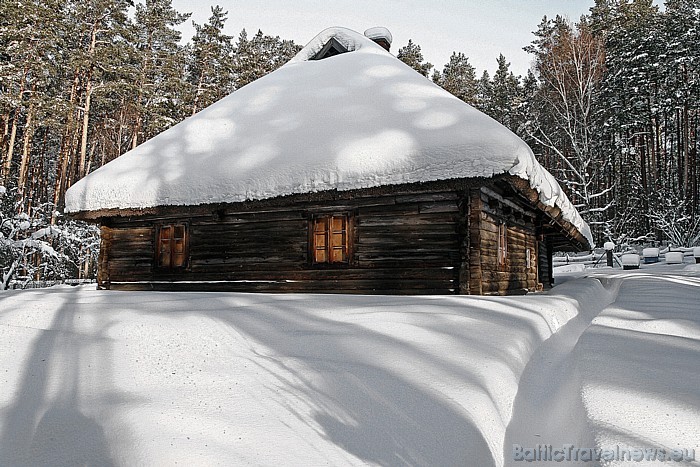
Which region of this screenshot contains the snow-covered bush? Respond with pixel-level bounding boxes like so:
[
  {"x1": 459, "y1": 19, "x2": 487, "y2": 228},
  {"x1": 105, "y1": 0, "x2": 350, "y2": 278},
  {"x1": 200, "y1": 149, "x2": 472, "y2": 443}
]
[
  {"x1": 0, "y1": 186, "x2": 99, "y2": 289},
  {"x1": 647, "y1": 194, "x2": 700, "y2": 247}
]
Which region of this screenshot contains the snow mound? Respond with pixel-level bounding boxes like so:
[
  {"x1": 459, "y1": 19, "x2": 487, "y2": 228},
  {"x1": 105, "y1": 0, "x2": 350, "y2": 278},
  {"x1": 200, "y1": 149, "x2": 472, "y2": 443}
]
[
  {"x1": 666, "y1": 252, "x2": 685, "y2": 264},
  {"x1": 643, "y1": 247, "x2": 660, "y2": 258},
  {"x1": 553, "y1": 263, "x2": 588, "y2": 284},
  {"x1": 64, "y1": 27, "x2": 591, "y2": 247},
  {"x1": 621, "y1": 253, "x2": 640, "y2": 266}
]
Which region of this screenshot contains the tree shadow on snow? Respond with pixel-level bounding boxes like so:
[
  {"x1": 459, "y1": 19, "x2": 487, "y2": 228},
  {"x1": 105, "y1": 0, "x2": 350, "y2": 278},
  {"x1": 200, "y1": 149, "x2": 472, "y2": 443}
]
[
  {"x1": 137, "y1": 292, "x2": 499, "y2": 467},
  {"x1": 0, "y1": 288, "x2": 123, "y2": 466}
]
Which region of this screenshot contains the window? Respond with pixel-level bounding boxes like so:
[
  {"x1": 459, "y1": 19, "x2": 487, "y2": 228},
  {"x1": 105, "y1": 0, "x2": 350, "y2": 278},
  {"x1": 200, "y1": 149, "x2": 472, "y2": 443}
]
[
  {"x1": 311, "y1": 38, "x2": 348, "y2": 60},
  {"x1": 311, "y1": 214, "x2": 349, "y2": 264},
  {"x1": 526, "y1": 248, "x2": 532, "y2": 269},
  {"x1": 157, "y1": 224, "x2": 188, "y2": 269},
  {"x1": 497, "y1": 222, "x2": 508, "y2": 268}
]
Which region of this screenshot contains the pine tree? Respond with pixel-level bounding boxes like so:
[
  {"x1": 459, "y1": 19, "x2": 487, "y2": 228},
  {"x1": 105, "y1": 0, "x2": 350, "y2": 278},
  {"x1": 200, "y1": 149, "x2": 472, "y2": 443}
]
[
  {"x1": 432, "y1": 52, "x2": 478, "y2": 105},
  {"x1": 187, "y1": 5, "x2": 235, "y2": 115},
  {"x1": 71, "y1": 0, "x2": 134, "y2": 177},
  {"x1": 0, "y1": 0, "x2": 66, "y2": 189},
  {"x1": 130, "y1": 0, "x2": 190, "y2": 149},
  {"x1": 233, "y1": 29, "x2": 301, "y2": 89},
  {"x1": 663, "y1": 0, "x2": 700, "y2": 204},
  {"x1": 396, "y1": 39, "x2": 433, "y2": 77},
  {"x1": 488, "y1": 54, "x2": 521, "y2": 132},
  {"x1": 476, "y1": 70, "x2": 493, "y2": 114},
  {"x1": 596, "y1": 1, "x2": 662, "y2": 239}
]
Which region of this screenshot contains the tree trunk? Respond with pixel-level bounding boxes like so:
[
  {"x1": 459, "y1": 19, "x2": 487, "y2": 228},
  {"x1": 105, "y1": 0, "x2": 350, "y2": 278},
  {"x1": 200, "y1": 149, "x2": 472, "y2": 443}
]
[
  {"x1": 682, "y1": 102, "x2": 689, "y2": 196},
  {"x1": 78, "y1": 22, "x2": 99, "y2": 179},
  {"x1": 191, "y1": 64, "x2": 207, "y2": 116},
  {"x1": 78, "y1": 75, "x2": 93, "y2": 179},
  {"x1": 2, "y1": 114, "x2": 19, "y2": 182},
  {"x1": 1, "y1": 68, "x2": 27, "y2": 181},
  {"x1": 1, "y1": 112, "x2": 9, "y2": 154},
  {"x1": 17, "y1": 95, "x2": 36, "y2": 198},
  {"x1": 53, "y1": 72, "x2": 80, "y2": 212}
]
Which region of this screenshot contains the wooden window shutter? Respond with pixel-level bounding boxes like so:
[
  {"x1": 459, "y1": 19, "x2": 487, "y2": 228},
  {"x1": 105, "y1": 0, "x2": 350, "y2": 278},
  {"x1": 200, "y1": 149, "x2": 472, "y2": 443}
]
[
  {"x1": 172, "y1": 225, "x2": 186, "y2": 267},
  {"x1": 497, "y1": 223, "x2": 508, "y2": 268},
  {"x1": 157, "y1": 223, "x2": 188, "y2": 269},
  {"x1": 330, "y1": 215, "x2": 347, "y2": 263},
  {"x1": 158, "y1": 225, "x2": 172, "y2": 268},
  {"x1": 311, "y1": 214, "x2": 349, "y2": 264},
  {"x1": 313, "y1": 217, "x2": 329, "y2": 263}
]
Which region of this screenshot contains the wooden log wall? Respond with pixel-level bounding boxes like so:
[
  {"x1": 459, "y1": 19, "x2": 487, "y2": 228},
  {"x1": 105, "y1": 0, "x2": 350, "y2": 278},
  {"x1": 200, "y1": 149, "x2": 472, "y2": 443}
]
[
  {"x1": 470, "y1": 186, "x2": 540, "y2": 295},
  {"x1": 538, "y1": 237, "x2": 553, "y2": 289},
  {"x1": 99, "y1": 191, "x2": 463, "y2": 294}
]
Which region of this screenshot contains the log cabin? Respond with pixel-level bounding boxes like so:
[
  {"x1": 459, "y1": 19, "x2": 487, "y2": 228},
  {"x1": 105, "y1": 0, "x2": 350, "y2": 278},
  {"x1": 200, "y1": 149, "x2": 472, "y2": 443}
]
[{"x1": 65, "y1": 27, "x2": 593, "y2": 295}]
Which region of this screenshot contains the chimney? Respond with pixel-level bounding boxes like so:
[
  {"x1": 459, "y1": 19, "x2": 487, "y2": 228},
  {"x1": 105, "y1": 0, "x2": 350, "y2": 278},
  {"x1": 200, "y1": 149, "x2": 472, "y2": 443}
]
[{"x1": 364, "y1": 27, "x2": 393, "y2": 52}]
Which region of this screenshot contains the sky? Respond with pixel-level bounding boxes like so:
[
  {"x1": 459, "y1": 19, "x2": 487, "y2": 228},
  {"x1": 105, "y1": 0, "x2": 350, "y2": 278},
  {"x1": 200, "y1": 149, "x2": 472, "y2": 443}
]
[{"x1": 169, "y1": 0, "x2": 598, "y2": 76}]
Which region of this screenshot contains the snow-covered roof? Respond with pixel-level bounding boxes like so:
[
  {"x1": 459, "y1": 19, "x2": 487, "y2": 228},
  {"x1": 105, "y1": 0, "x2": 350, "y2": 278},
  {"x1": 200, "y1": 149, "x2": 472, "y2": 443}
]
[{"x1": 65, "y1": 27, "x2": 592, "y2": 247}]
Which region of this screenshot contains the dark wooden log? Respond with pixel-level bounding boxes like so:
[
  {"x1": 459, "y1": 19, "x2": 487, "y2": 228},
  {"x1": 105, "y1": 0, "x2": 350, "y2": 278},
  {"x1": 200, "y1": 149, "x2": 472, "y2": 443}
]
[{"x1": 468, "y1": 189, "x2": 483, "y2": 294}]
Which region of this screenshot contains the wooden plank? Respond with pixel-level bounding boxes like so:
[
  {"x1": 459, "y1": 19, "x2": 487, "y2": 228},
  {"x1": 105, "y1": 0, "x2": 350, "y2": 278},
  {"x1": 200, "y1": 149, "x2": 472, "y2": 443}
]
[
  {"x1": 468, "y1": 189, "x2": 483, "y2": 295},
  {"x1": 97, "y1": 226, "x2": 111, "y2": 289},
  {"x1": 109, "y1": 281, "x2": 457, "y2": 295}
]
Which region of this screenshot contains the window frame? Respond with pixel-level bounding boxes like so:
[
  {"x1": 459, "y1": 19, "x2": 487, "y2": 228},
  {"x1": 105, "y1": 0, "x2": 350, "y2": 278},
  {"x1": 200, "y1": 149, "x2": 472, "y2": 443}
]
[
  {"x1": 155, "y1": 222, "x2": 190, "y2": 270},
  {"x1": 308, "y1": 212, "x2": 353, "y2": 267},
  {"x1": 497, "y1": 222, "x2": 508, "y2": 270},
  {"x1": 526, "y1": 248, "x2": 532, "y2": 270}
]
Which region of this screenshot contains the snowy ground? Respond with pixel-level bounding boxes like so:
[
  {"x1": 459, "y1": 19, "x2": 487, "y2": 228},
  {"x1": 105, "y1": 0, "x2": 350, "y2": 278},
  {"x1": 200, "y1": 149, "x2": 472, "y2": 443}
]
[{"x1": 0, "y1": 269, "x2": 698, "y2": 466}]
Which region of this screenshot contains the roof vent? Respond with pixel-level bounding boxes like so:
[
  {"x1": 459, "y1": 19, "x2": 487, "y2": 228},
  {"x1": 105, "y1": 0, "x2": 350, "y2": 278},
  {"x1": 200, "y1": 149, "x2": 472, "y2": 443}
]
[{"x1": 364, "y1": 27, "x2": 392, "y2": 51}]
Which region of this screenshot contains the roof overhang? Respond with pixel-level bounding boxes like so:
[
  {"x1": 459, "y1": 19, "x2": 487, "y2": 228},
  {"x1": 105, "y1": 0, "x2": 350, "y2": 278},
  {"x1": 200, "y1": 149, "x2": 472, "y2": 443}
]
[{"x1": 504, "y1": 176, "x2": 591, "y2": 251}]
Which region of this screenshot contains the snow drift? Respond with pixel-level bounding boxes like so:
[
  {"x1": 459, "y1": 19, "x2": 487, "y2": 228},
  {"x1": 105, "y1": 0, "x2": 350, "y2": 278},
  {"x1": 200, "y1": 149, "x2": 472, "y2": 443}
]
[{"x1": 0, "y1": 280, "x2": 606, "y2": 466}]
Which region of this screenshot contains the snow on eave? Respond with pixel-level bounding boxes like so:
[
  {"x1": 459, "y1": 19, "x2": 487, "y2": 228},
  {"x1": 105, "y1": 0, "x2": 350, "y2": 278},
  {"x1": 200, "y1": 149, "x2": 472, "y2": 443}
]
[{"x1": 510, "y1": 154, "x2": 594, "y2": 248}]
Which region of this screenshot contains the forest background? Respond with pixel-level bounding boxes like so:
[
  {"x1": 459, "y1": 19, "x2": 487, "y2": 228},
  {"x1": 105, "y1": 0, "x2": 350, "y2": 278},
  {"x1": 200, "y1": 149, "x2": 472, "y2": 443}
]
[{"x1": 1, "y1": 0, "x2": 698, "y2": 286}]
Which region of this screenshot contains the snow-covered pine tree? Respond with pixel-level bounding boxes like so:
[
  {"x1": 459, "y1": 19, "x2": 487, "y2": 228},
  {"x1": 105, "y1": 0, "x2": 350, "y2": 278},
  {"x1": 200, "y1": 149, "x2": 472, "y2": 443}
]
[
  {"x1": 129, "y1": 0, "x2": 190, "y2": 150},
  {"x1": 396, "y1": 39, "x2": 433, "y2": 77},
  {"x1": 595, "y1": 0, "x2": 663, "y2": 241},
  {"x1": 0, "y1": 185, "x2": 99, "y2": 289},
  {"x1": 488, "y1": 54, "x2": 522, "y2": 133},
  {"x1": 662, "y1": 0, "x2": 700, "y2": 210},
  {"x1": 476, "y1": 70, "x2": 493, "y2": 115},
  {"x1": 186, "y1": 5, "x2": 235, "y2": 116},
  {"x1": 233, "y1": 29, "x2": 301, "y2": 89}
]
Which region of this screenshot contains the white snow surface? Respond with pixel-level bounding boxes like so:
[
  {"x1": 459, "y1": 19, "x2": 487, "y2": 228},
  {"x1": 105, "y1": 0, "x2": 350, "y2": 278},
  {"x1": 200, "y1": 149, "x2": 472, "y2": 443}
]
[
  {"x1": 1, "y1": 270, "x2": 699, "y2": 465},
  {"x1": 0, "y1": 281, "x2": 598, "y2": 466},
  {"x1": 666, "y1": 251, "x2": 685, "y2": 264},
  {"x1": 363, "y1": 26, "x2": 393, "y2": 44},
  {"x1": 643, "y1": 247, "x2": 660, "y2": 257},
  {"x1": 621, "y1": 253, "x2": 641, "y2": 266},
  {"x1": 64, "y1": 27, "x2": 591, "y2": 246}
]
